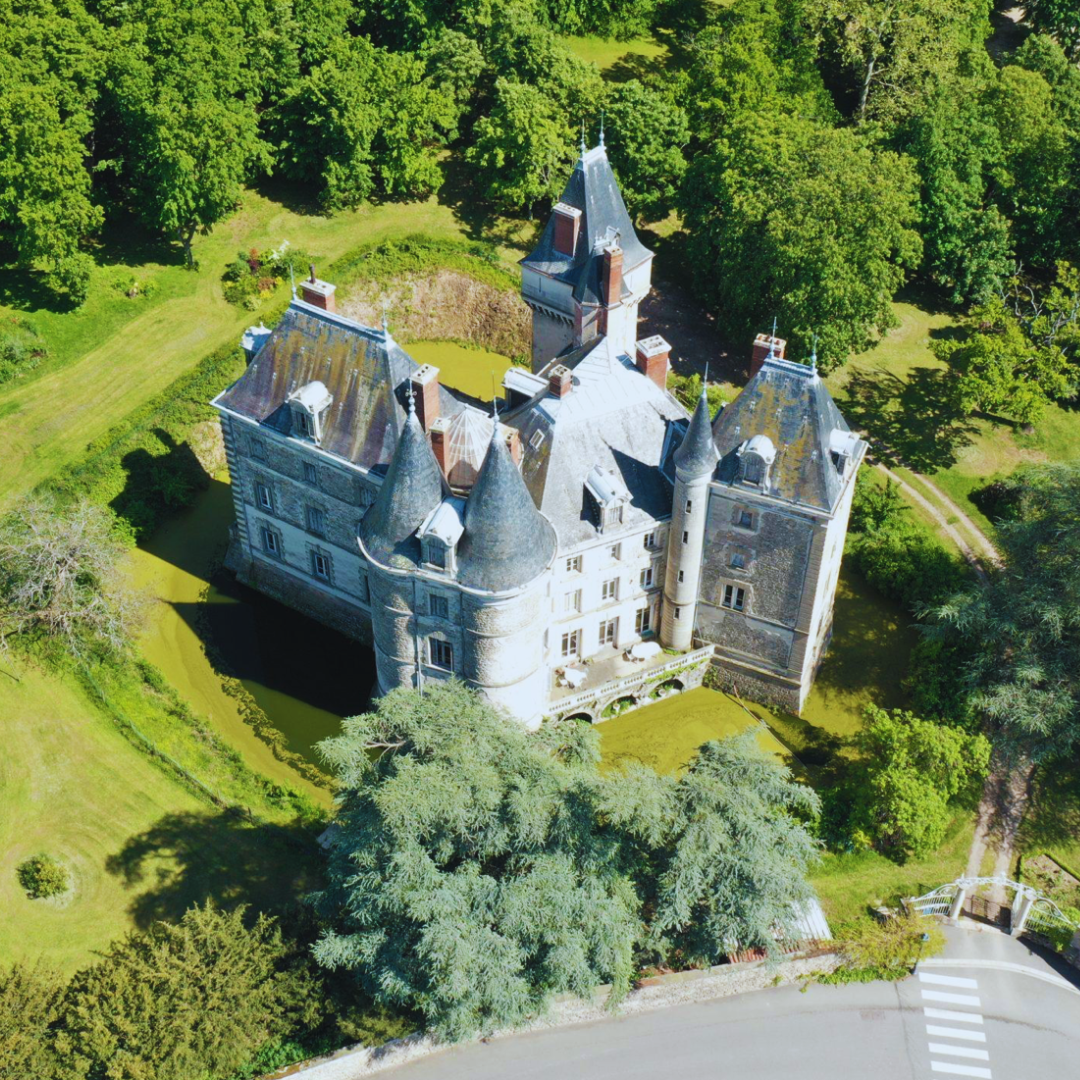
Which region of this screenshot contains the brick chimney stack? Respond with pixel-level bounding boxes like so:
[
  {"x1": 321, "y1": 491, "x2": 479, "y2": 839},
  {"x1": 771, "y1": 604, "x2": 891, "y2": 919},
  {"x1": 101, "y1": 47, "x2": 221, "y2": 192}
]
[
  {"x1": 300, "y1": 264, "x2": 337, "y2": 313},
  {"x1": 552, "y1": 203, "x2": 582, "y2": 257},
  {"x1": 602, "y1": 243, "x2": 623, "y2": 308},
  {"x1": 549, "y1": 364, "x2": 573, "y2": 398},
  {"x1": 429, "y1": 416, "x2": 449, "y2": 475},
  {"x1": 410, "y1": 364, "x2": 440, "y2": 431},
  {"x1": 635, "y1": 335, "x2": 671, "y2": 390},
  {"x1": 750, "y1": 332, "x2": 786, "y2": 377}
]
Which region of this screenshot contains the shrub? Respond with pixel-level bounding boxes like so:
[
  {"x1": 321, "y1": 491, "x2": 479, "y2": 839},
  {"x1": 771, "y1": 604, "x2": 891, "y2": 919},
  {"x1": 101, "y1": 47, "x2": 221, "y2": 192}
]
[
  {"x1": 819, "y1": 915, "x2": 945, "y2": 983},
  {"x1": 0, "y1": 318, "x2": 48, "y2": 386},
  {"x1": 667, "y1": 371, "x2": 726, "y2": 414},
  {"x1": 16, "y1": 854, "x2": 70, "y2": 899}
]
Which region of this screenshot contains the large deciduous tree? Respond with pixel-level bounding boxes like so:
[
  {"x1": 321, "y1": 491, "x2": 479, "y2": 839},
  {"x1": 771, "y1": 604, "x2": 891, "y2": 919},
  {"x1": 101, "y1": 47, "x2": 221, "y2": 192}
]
[
  {"x1": 0, "y1": 962, "x2": 63, "y2": 1080},
  {"x1": 680, "y1": 112, "x2": 922, "y2": 368},
  {"x1": 848, "y1": 707, "x2": 991, "y2": 860},
  {"x1": 927, "y1": 463, "x2": 1080, "y2": 760}
]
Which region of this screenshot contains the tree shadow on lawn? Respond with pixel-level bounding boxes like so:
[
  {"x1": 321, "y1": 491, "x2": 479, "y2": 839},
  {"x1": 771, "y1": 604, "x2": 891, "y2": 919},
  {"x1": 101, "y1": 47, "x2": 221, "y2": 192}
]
[
  {"x1": 105, "y1": 809, "x2": 325, "y2": 929},
  {"x1": 436, "y1": 153, "x2": 541, "y2": 253},
  {"x1": 840, "y1": 365, "x2": 979, "y2": 473},
  {"x1": 1015, "y1": 766, "x2": 1080, "y2": 859}
]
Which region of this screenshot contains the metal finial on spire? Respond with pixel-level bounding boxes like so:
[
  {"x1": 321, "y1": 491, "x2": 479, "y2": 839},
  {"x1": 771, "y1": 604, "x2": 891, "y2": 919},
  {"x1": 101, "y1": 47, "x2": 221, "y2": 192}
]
[
  {"x1": 702, "y1": 361, "x2": 709, "y2": 397},
  {"x1": 599, "y1": 111, "x2": 605, "y2": 148},
  {"x1": 810, "y1": 333, "x2": 819, "y2": 372},
  {"x1": 490, "y1": 386, "x2": 501, "y2": 441},
  {"x1": 407, "y1": 385, "x2": 416, "y2": 417},
  {"x1": 289, "y1": 262, "x2": 296, "y2": 299},
  {"x1": 580, "y1": 120, "x2": 586, "y2": 156},
  {"x1": 768, "y1": 316, "x2": 778, "y2": 357},
  {"x1": 381, "y1": 299, "x2": 390, "y2": 336}
]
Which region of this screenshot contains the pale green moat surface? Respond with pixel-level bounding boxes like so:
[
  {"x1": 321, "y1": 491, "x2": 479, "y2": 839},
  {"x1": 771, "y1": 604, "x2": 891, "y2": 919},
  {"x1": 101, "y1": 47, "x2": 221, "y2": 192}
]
[{"x1": 407, "y1": 340, "x2": 515, "y2": 399}]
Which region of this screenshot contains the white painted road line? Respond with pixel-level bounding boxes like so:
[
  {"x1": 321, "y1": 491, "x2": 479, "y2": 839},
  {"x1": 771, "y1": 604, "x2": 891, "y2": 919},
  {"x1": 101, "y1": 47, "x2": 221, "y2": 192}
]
[
  {"x1": 919, "y1": 973, "x2": 980, "y2": 989},
  {"x1": 926, "y1": 1025, "x2": 987, "y2": 1043},
  {"x1": 930, "y1": 1063, "x2": 992, "y2": 1078},
  {"x1": 924, "y1": 1007, "x2": 984, "y2": 1024},
  {"x1": 918, "y1": 957, "x2": 1080, "y2": 995},
  {"x1": 928, "y1": 1043, "x2": 991, "y2": 1061},
  {"x1": 921, "y1": 990, "x2": 982, "y2": 1007}
]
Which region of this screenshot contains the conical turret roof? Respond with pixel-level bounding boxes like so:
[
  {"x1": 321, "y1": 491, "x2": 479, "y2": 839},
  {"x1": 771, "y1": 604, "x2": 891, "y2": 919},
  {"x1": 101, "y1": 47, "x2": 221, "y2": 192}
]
[
  {"x1": 674, "y1": 388, "x2": 719, "y2": 479},
  {"x1": 360, "y1": 407, "x2": 445, "y2": 566},
  {"x1": 456, "y1": 428, "x2": 557, "y2": 592}
]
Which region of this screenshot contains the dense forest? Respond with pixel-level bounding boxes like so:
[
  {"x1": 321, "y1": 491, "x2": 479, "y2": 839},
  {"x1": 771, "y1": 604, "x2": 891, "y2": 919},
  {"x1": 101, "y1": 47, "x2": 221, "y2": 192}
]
[{"x1": 2, "y1": 0, "x2": 1079, "y2": 380}]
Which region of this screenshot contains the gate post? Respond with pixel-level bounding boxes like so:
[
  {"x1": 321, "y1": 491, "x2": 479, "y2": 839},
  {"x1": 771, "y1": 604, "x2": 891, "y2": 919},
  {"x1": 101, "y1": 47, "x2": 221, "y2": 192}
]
[
  {"x1": 1010, "y1": 888, "x2": 1033, "y2": 936},
  {"x1": 948, "y1": 886, "x2": 967, "y2": 922}
]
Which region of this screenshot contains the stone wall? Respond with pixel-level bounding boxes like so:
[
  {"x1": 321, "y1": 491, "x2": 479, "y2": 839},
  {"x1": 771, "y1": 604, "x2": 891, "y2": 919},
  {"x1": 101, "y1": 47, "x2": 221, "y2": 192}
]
[{"x1": 707, "y1": 656, "x2": 803, "y2": 714}]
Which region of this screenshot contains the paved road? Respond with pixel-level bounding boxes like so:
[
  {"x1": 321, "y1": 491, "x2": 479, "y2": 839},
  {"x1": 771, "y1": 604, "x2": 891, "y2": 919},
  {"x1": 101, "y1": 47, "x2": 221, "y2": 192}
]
[{"x1": 388, "y1": 928, "x2": 1079, "y2": 1079}]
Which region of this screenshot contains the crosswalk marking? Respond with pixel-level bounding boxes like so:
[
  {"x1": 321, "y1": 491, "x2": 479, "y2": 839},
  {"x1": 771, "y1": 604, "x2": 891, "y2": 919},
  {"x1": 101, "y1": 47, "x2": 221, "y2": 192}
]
[
  {"x1": 921, "y1": 989, "x2": 982, "y2": 1007},
  {"x1": 926, "y1": 1026, "x2": 987, "y2": 1043},
  {"x1": 928, "y1": 1044, "x2": 991, "y2": 1061},
  {"x1": 919, "y1": 972, "x2": 979, "y2": 989},
  {"x1": 924, "y1": 1007, "x2": 984, "y2": 1024},
  {"x1": 930, "y1": 1063, "x2": 992, "y2": 1079}
]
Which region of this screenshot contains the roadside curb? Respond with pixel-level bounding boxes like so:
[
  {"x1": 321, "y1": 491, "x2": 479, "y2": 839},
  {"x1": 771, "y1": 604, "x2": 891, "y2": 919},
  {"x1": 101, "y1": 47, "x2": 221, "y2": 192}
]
[
  {"x1": 917, "y1": 957, "x2": 1080, "y2": 996},
  {"x1": 272, "y1": 952, "x2": 840, "y2": 1079}
]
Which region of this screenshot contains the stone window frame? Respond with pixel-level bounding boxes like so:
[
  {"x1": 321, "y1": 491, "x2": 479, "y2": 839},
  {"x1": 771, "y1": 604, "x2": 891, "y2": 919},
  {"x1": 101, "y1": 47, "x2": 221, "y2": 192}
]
[
  {"x1": 566, "y1": 554, "x2": 583, "y2": 575},
  {"x1": 560, "y1": 628, "x2": 581, "y2": 658},
  {"x1": 428, "y1": 635, "x2": 454, "y2": 672},
  {"x1": 601, "y1": 577, "x2": 619, "y2": 602},
  {"x1": 642, "y1": 530, "x2": 658, "y2": 550},
  {"x1": 598, "y1": 617, "x2": 619, "y2": 646},
  {"x1": 305, "y1": 503, "x2": 328, "y2": 538},
  {"x1": 258, "y1": 521, "x2": 283, "y2": 559},
  {"x1": 358, "y1": 569, "x2": 371, "y2": 604},
  {"x1": 254, "y1": 478, "x2": 274, "y2": 513},
  {"x1": 302, "y1": 460, "x2": 320, "y2": 487},
  {"x1": 308, "y1": 545, "x2": 333, "y2": 584},
  {"x1": 249, "y1": 436, "x2": 267, "y2": 462},
  {"x1": 734, "y1": 507, "x2": 757, "y2": 531},
  {"x1": 722, "y1": 583, "x2": 748, "y2": 613},
  {"x1": 564, "y1": 588, "x2": 582, "y2": 614},
  {"x1": 640, "y1": 565, "x2": 654, "y2": 589},
  {"x1": 428, "y1": 593, "x2": 450, "y2": 620},
  {"x1": 635, "y1": 604, "x2": 652, "y2": 635},
  {"x1": 356, "y1": 479, "x2": 376, "y2": 507},
  {"x1": 608, "y1": 542, "x2": 622, "y2": 561}
]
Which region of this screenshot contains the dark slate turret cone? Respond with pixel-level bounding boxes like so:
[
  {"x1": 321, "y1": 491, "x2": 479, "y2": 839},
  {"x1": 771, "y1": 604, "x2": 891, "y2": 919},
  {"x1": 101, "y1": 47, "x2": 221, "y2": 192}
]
[
  {"x1": 360, "y1": 407, "x2": 445, "y2": 565},
  {"x1": 674, "y1": 387, "x2": 719, "y2": 479},
  {"x1": 457, "y1": 429, "x2": 557, "y2": 592}
]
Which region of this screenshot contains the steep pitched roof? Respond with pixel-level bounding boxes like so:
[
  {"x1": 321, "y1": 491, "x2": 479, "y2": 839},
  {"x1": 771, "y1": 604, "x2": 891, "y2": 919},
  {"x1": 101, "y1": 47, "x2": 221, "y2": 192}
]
[
  {"x1": 359, "y1": 409, "x2": 446, "y2": 567},
  {"x1": 521, "y1": 144, "x2": 652, "y2": 283},
  {"x1": 456, "y1": 427, "x2": 557, "y2": 593},
  {"x1": 673, "y1": 388, "x2": 719, "y2": 479},
  {"x1": 509, "y1": 336, "x2": 686, "y2": 549},
  {"x1": 216, "y1": 300, "x2": 461, "y2": 471},
  {"x1": 711, "y1": 356, "x2": 866, "y2": 513}
]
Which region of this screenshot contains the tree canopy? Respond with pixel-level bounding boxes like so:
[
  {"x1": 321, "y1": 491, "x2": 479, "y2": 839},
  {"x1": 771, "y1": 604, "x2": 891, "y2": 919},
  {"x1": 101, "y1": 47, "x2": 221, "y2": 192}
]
[
  {"x1": 927, "y1": 463, "x2": 1080, "y2": 761},
  {"x1": 314, "y1": 682, "x2": 821, "y2": 1040}
]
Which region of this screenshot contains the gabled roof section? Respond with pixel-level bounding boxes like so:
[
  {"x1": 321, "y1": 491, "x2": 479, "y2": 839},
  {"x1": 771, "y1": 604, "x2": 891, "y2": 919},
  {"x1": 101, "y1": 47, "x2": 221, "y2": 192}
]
[
  {"x1": 456, "y1": 428, "x2": 557, "y2": 593},
  {"x1": 216, "y1": 300, "x2": 461, "y2": 470},
  {"x1": 711, "y1": 356, "x2": 866, "y2": 513},
  {"x1": 521, "y1": 145, "x2": 652, "y2": 282},
  {"x1": 359, "y1": 409, "x2": 446, "y2": 567},
  {"x1": 509, "y1": 337, "x2": 687, "y2": 549}
]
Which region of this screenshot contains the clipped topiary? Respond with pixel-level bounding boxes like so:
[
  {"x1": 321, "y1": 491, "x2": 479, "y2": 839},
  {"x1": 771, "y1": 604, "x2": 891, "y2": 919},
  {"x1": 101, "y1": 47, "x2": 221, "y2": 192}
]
[{"x1": 17, "y1": 854, "x2": 70, "y2": 899}]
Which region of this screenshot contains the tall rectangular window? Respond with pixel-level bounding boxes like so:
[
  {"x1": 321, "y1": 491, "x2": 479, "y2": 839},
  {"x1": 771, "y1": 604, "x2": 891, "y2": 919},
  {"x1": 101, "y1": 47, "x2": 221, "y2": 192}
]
[
  {"x1": 608, "y1": 543, "x2": 622, "y2": 561},
  {"x1": 599, "y1": 618, "x2": 618, "y2": 646},
  {"x1": 685, "y1": 500, "x2": 692, "y2": 514},
  {"x1": 677, "y1": 570, "x2": 685, "y2": 583},
  {"x1": 294, "y1": 410, "x2": 314, "y2": 438},
  {"x1": 256, "y1": 482, "x2": 273, "y2": 511},
  {"x1": 260, "y1": 527, "x2": 280, "y2": 557},
  {"x1": 306, "y1": 505, "x2": 327, "y2": 536},
  {"x1": 311, "y1": 551, "x2": 331, "y2": 581},
  {"x1": 358, "y1": 572, "x2": 370, "y2": 604},
  {"x1": 561, "y1": 629, "x2": 580, "y2": 658},
  {"x1": 563, "y1": 589, "x2": 582, "y2": 614},
  {"x1": 737, "y1": 509, "x2": 754, "y2": 529},
  {"x1": 643, "y1": 531, "x2": 656, "y2": 550},
  {"x1": 303, "y1": 461, "x2": 319, "y2": 486},
  {"x1": 429, "y1": 594, "x2": 449, "y2": 620},
  {"x1": 429, "y1": 638, "x2": 454, "y2": 671},
  {"x1": 601, "y1": 578, "x2": 619, "y2": 602},
  {"x1": 730, "y1": 552, "x2": 746, "y2": 570},
  {"x1": 250, "y1": 438, "x2": 266, "y2": 462},
  {"x1": 682, "y1": 531, "x2": 689, "y2": 544},
  {"x1": 566, "y1": 555, "x2": 582, "y2": 574},
  {"x1": 635, "y1": 605, "x2": 651, "y2": 634},
  {"x1": 640, "y1": 566, "x2": 654, "y2": 589}
]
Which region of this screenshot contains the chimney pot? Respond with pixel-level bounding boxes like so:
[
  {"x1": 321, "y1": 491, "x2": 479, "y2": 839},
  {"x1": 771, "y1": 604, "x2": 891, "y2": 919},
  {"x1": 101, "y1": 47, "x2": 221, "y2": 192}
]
[
  {"x1": 635, "y1": 335, "x2": 670, "y2": 390},
  {"x1": 309, "y1": 263, "x2": 316, "y2": 283},
  {"x1": 549, "y1": 364, "x2": 573, "y2": 399},
  {"x1": 750, "y1": 333, "x2": 786, "y2": 377}
]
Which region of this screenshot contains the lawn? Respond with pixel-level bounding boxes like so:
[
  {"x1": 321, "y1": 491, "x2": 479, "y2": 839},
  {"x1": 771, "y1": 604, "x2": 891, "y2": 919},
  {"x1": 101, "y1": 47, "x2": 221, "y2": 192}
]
[
  {"x1": 560, "y1": 32, "x2": 668, "y2": 76},
  {"x1": 598, "y1": 687, "x2": 788, "y2": 775},
  {"x1": 0, "y1": 655, "x2": 321, "y2": 974},
  {"x1": 0, "y1": 186, "x2": 527, "y2": 512}
]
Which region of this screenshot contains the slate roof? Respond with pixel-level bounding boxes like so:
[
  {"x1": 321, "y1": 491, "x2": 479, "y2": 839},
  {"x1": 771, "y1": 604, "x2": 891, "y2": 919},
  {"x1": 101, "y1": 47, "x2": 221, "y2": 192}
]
[
  {"x1": 673, "y1": 388, "x2": 720, "y2": 479},
  {"x1": 711, "y1": 356, "x2": 866, "y2": 513},
  {"x1": 359, "y1": 409, "x2": 446, "y2": 567},
  {"x1": 521, "y1": 145, "x2": 652, "y2": 285},
  {"x1": 508, "y1": 336, "x2": 687, "y2": 549},
  {"x1": 456, "y1": 427, "x2": 557, "y2": 593},
  {"x1": 216, "y1": 300, "x2": 462, "y2": 471}
]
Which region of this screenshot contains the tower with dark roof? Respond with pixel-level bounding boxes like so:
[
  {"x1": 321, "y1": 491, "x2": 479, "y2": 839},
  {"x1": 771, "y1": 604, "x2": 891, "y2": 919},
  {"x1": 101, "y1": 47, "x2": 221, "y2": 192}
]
[{"x1": 520, "y1": 140, "x2": 654, "y2": 370}]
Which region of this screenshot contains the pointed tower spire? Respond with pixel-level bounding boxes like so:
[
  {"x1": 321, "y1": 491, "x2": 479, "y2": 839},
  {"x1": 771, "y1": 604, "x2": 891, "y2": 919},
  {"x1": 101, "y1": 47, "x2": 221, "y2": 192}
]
[
  {"x1": 580, "y1": 119, "x2": 586, "y2": 157},
  {"x1": 599, "y1": 111, "x2": 605, "y2": 149},
  {"x1": 674, "y1": 385, "x2": 719, "y2": 480},
  {"x1": 289, "y1": 261, "x2": 297, "y2": 300},
  {"x1": 359, "y1": 402, "x2": 444, "y2": 565},
  {"x1": 456, "y1": 430, "x2": 556, "y2": 592},
  {"x1": 810, "y1": 333, "x2": 819, "y2": 373}
]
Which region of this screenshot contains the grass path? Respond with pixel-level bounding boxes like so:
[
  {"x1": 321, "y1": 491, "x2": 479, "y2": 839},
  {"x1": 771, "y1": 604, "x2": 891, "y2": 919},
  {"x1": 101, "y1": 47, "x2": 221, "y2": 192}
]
[{"x1": 0, "y1": 189, "x2": 510, "y2": 511}]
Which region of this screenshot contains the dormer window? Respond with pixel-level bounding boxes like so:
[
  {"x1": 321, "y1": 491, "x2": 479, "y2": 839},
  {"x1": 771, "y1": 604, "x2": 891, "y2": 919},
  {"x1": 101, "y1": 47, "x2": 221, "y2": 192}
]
[
  {"x1": 418, "y1": 497, "x2": 465, "y2": 575},
  {"x1": 737, "y1": 434, "x2": 776, "y2": 489},
  {"x1": 585, "y1": 465, "x2": 630, "y2": 535},
  {"x1": 287, "y1": 380, "x2": 333, "y2": 444}
]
